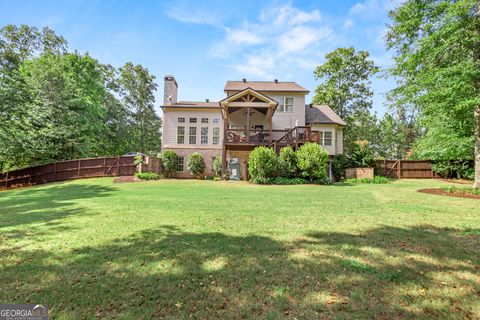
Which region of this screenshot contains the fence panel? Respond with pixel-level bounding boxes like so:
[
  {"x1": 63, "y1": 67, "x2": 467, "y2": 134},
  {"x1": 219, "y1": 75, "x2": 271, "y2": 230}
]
[
  {"x1": 375, "y1": 160, "x2": 441, "y2": 179},
  {"x1": 0, "y1": 156, "x2": 136, "y2": 190}
]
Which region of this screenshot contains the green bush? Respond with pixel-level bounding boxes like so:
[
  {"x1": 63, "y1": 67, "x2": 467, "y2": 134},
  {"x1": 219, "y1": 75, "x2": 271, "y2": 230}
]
[
  {"x1": 278, "y1": 146, "x2": 297, "y2": 178},
  {"x1": 266, "y1": 177, "x2": 309, "y2": 185},
  {"x1": 212, "y1": 156, "x2": 222, "y2": 177},
  {"x1": 432, "y1": 160, "x2": 474, "y2": 180},
  {"x1": 331, "y1": 154, "x2": 349, "y2": 181},
  {"x1": 296, "y1": 142, "x2": 329, "y2": 182},
  {"x1": 248, "y1": 146, "x2": 277, "y2": 183},
  {"x1": 345, "y1": 176, "x2": 391, "y2": 184},
  {"x1": 187, "y1": 153, "x2": 206, "y2": 177},
  {"x1": 160, "y1": 151, "x2": 179, "y2": 178},
  {"x1": 350, "y1": 140, "x2": 374, "y2": 168},
  {"x1": 441, "y1": 185, "x2": 480, "y2": 195},
  {"x1": 135, "y1": 172, "x2": 160, "y2": 180},
  {"x1": 313, "y1": 177, "x2": 334, "y2": 185}
]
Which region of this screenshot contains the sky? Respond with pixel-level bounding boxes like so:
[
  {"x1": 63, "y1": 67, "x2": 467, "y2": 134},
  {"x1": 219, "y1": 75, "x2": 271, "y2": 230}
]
[{"x1": 0, "y1": 0, "x2": 400, "y2": 116}]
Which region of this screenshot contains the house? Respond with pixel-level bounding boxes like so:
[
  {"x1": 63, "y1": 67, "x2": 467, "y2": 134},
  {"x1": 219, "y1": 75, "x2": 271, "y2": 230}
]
[{"x1": 161, "y1": 75, "x2": 346, "y2": 179}]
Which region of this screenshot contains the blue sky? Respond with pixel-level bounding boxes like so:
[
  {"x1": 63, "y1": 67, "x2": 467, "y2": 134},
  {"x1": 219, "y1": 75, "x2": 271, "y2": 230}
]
[{"x1": 0, "y1": 0, "x2": 399, "y2": 116}]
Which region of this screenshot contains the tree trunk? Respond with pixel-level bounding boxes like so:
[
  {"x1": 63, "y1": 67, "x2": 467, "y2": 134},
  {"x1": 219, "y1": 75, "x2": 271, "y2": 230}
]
[
  {"x1": 475, "y1": 105, "x2": 480, "y2": 189},
  {"x1": 475, "y1": 4, "x2": 480, "y2": 189}
]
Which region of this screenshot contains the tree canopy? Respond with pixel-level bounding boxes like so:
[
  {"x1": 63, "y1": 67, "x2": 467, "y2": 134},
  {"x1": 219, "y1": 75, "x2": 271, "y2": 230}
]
[{"x1": 0, "y1": 24, "x2": 162, "y2": 172}]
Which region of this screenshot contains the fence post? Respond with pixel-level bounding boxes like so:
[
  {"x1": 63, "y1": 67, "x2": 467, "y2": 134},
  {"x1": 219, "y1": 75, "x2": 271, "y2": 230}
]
[
  {"x1": 53, "y1": 163, "x2": 57, "y2": 182},
  {"x1": 77, "y1": 159, "x2": 81, "y2": 178},
  {"x1": 117, "y1": 156, "x2": 120, "y2": 176},
  {"x1": 103, "y1": 157, "x2": 107, "y2": 176},
  {"x1": 397, "y1": 160, "x2": 401, "y2": 179}
]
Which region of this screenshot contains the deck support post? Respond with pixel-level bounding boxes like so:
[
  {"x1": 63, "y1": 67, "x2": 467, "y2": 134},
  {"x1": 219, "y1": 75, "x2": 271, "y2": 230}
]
[{"x1": 246, "y1": 107, "x2": 250, "y2": 143}]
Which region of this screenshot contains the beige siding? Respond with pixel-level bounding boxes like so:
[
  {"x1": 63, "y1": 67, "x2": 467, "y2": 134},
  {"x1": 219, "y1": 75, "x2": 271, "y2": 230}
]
[
  {"x1": 264, "y1": 92, "x2": 306, "y2": 130},
  {"x1": 162, "y1": 108, "x2": 223, "y2": 149},
  {"x1": 163, "y1": 147, "x2": 221, "y2": 178},
  {"x1": 311, "y1": 124, "x2": 344, "y2": 155}
]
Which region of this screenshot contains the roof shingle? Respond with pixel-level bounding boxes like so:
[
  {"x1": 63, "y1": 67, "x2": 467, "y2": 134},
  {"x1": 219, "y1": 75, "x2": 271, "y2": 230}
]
[
  {"x1": 224, "y1": 81, "x2": 309, "y2": 93},
  {"x1": 305, "y1": 104, "x2": 346, "y2": 126}
]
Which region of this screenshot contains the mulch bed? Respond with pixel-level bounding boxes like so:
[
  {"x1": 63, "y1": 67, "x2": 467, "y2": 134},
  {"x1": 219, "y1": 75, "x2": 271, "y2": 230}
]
[
  {"x1": 418, "y1": 188, "x2": 480, "y2": 200},
  {"x1": 113, "y1": 176, "x2": 141, "y2": 183}
]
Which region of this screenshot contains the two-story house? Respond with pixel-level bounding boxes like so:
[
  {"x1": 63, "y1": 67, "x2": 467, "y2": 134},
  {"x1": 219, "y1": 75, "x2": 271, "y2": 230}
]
[{"x1": 161, "y1": 75, "x2": 346, "y2": 179}]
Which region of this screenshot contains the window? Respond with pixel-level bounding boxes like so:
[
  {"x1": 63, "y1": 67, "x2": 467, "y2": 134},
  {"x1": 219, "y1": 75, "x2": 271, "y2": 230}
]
[
  {"x1": 177, "y1": 156, "x2": 184, "y2": 172},
  {"x1": 189, "y1": 127, "x2": 197, "y2": 144},
  {"x1": 324, "y1": 131, "x2": 333, "y2": 146},
  {"x1": 189, "y1": 118, "x2": 197, "y2": 123},
  {"x1": 201, "y1": 127, "x2": 208, "y2": 144},
  {"x1": 212, "y1": 127, "x2": 220, "y2": 145},
  {"x1": 178, "y1": 117, "x2": 185, "y2": 123},
  {"x1": 276, "y1": 97, "x2": 294, "y2": 112},
  {"x1": 212, "y1": 118, "x2": 220, "y2": 124},
  {"x1": 177, "y1": 126, "x2": 185, "y2": 144},
  {"x1": 201, "y1": 118, "x2": 209, "y2": 124}
]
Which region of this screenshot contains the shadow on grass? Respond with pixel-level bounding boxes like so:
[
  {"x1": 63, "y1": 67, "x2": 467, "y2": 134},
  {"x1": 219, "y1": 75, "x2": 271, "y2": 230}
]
[
  {"x1": 0, "y1": 183, "x2": 116, "y2": 231},
  {"x1": 1, "y1": 225, "x2": 478, "y2": 319}
]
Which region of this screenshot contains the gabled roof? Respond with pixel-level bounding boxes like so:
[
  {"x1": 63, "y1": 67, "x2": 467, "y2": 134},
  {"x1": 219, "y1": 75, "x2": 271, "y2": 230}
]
[
  {"x1": 305, "y1": 104, "x2": 347, "y2": 126},
  {"x1": 162, "y1": 101, "x2": 219, "y2": 109},
  {"x1": 224, "y1": 80, "x2": 309, "y2": 93},
  {"x1": 219, "y1": 87, "x2": 278, "y2": 109}
]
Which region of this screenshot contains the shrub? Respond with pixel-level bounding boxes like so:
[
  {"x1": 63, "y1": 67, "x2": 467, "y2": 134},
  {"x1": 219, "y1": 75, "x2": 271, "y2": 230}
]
[
  {"x1": 187, "y1": 153, "x2": 206, "y2": 177},
  {"x1": 296, "y1": 142, "x2": 329, "y2": 182},
  {"x1": 432, "y1": 160, "x2": 474, "y2": 180},
  {"x1": 267, "y1": 177, "x2": 309, "y2": 185},
  {"x1": 248, "y1": 146, "x2": 277, "y2": 183},
  {"x1": 350, "y1": 140, "x2": 374, "y2": 168},
  {"x1": 313, "y1": 177, "x2": 334, "y2": 185},
  {"x1": 345, "y1": 176, "x2": 391, "y2": 184},
  {"x1": 160, "y1": 151, "x2": 179, "y2": 178},
  {"x1": 441, "y1": 185, "x2": 480, "y2": 195},
  {"x1": 212, "y1": 156, "x2": 222, "y2": 177},
  {"x1": 278, "y1": 146, "x2": 297, "y2": 178},
  {"x1": 331, "y1": 154, "x2": 349, "y2": 181},
  {"x1": 134, "y1": 155, "x2": 145, "y2": 173},
  {"x1": 135, "y1": 172, "x2": 160, "y2": 180}
]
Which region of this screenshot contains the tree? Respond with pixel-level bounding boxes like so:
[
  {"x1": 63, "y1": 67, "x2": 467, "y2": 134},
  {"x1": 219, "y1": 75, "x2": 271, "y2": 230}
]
[
  {"x1": 248, "y1": 146, "x2": 277, "y2": 183},
  {"x1": 386, "y1": 0, "x2": 480, "y2": 188},
  {"x1": 278, "y1": 146, "x2": 297, "y2": 178},
  {"x1": 350, "y1": 140, "x2": 374, "y2": 168},
  {"x1": 313, "y1": 47, "x2": 379, "y2": 153},
  {"x1": 187, "y1": 153, "x2": 206, "y2": 177},
  {"x1": 118, "y1": 62, "x2": 162, "y2": 153},
  {"x1": 296, "y1": 143, "x2": 329, "y2": 182}
]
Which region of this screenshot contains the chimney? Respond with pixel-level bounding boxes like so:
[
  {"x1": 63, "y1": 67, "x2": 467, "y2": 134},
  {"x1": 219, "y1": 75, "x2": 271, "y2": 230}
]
[
  {"x1": 242, "y1": 78, "x2": 246, "y2": 83},
  {"x1": 163, "y1": 75, "x2": 178, "y2": 106},
  {"x1": 274, "y1": 79, "x2": 278, "y2": 83},
  {"x1": 205, "y1": 99, "x2": 209, "y2": 103}
]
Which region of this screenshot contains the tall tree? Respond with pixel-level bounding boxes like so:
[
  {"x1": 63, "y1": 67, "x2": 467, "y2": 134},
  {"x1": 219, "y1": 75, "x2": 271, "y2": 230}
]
[
  {"x1": 119, "y1": 62, "x2": 162, "y2": 153},
  {"x1": 313, "y1": 47, "x2": 379, "y2": 152},
  {"x1": 386, "y1": 0, "x2": 480, "y2": 188}
]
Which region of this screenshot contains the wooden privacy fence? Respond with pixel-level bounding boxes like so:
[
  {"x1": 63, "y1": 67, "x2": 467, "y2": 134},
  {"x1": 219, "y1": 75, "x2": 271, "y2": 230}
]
[
  {"x1": 376, "y1": 160, "x2": 441, "y2": 179},
  {"x1": 0, "y1": 156, "x2": 136, "y2": 190}
]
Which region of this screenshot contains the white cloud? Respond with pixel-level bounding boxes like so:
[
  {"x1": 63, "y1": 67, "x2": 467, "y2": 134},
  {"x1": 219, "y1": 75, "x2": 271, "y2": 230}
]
[
  {"x1": 227, "y1": 29, "x2": 263, "y2": 45},
  {"x1": 164, "y1": 2, "x2": 223, "y2": 26},
  {"x1": 278, "y1": 26, "x2": 330, "y2": 53},
  {"x1": 343, "y1": 18, "x2": 354, "y2": 29}
]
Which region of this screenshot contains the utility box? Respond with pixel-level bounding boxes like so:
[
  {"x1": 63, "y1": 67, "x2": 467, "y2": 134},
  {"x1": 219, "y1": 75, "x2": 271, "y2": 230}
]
[{"x1": 228, "y1": 158, "x2": 241, "y2": 180}]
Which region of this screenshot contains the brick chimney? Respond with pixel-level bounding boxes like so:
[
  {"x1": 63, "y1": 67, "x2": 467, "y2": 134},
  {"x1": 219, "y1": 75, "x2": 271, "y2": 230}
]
[{"x1": 163, "y1": 75, "x2": 178, "y2": 105}]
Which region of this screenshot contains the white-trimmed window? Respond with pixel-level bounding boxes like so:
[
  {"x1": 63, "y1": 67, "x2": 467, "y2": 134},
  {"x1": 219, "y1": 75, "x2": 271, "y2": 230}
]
[
  {"x1": 178, "y1": 117, "x2": 185, "y2": 123},
  {"x1": 177, "y1": 126, "x2": 185, "y2": 144},
  {"x1": 276, "y1": 97, "x2": 294, "y2": 112},
  {"x1": 189, "y1": 117, "x2": 197, "y2": 123},
  {"x1": 318, "y1": 131, "x2": 333, "y2": 146},
  {"x1": 177, "y1": 156, "x2": 184, "y2": 172},
  {"x1": 212, "y1": 127, "x2": 220, "y2": 145},
  {"x1": 189, "y1": 127, "x2": 197, "y2": 144},
  {"x1": 201, "y1": 127, "x2": 208, "y2": 144},
  {"x1": 212, "y1": 118, "x2": 220, "y2": 124},
  {"x1": 324, "y1": 131, "x2": 333, "y2": 146},
  {"x1": 201, "y1": 118, "x2": 209, "y2": 124}
]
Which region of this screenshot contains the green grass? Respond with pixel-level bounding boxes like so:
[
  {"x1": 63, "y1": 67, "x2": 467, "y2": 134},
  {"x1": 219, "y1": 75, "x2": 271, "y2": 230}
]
[{"x1": 0, "y1": 178, "x2": 478, "y2": 319}]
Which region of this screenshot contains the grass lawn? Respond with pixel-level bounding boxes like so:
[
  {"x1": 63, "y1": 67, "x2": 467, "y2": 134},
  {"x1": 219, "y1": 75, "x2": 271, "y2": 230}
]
[{"x1": 0, "y1": 178, "x2": 479, "y2": 319}]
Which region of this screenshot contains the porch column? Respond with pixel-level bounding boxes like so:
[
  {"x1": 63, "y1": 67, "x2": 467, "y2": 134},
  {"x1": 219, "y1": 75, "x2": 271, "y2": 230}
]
[
  {"x1": 246, "y1": 107, "x2": 250, "y2": 143},
  {"x1": 268, "y1": 111, "x2": 273, "y2": 143},
  {"x1": 222, "y1": 144, "x2": 227, "y2": 179}
]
